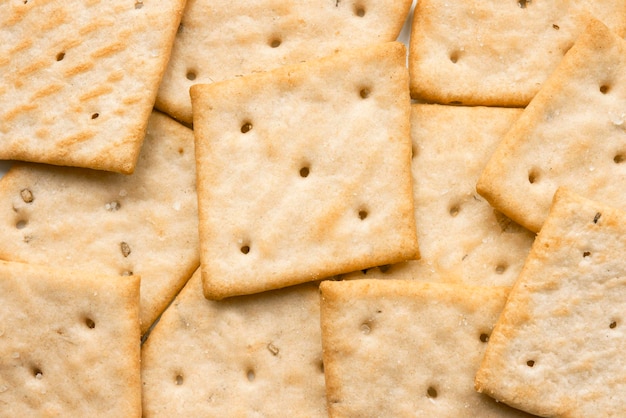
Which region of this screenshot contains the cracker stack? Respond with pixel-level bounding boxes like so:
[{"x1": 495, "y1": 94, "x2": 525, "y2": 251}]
[{"x1": 3, "y1": 0, "x2": 626, "y2": 416}]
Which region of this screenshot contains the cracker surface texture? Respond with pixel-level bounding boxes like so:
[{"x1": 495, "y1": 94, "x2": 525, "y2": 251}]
[
  {"x1": 141, "y1": 269, "x2": 327, "y2": 417},
  {"x1": 476, "y1": 188, "x2": 626, "y2": 417},
  {"x1": 0, "y1": 112, "x2": 199, "y2": 334},
  {"x1": 156, "y1": 0, "x2": 413, "y2": 124},
  {"x1": 409, "y1": 0, "x2": 626, "y2": 107},
  {"x1": 342, "y1": 104, "x2": 535, "y2": 286},
  {"x1": 0, "y1": 0, "x2": 185, "y2": 173},
  {"x1": 191, "y1": 41, "x2": 418, "y2": 299},
  {"x1": 477, "y1": 19, "x2": 626, "y2": 232},
  {"x1": 0, "y1": 260, "x2": 140, "y2": 417},
  {"x1": 320, "y1": 279, "x2": 535, "y2": 417}
]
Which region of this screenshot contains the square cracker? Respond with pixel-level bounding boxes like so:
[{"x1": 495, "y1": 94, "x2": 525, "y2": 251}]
[
  {"x1": 0, "y1": 0, "x2": 185, "y2": 173},
  {"x1": 0, "y1": 260, "x2": 140, "y2": 417},
  {"x1": 475, "y1": 188, "x2": 626, "y2": 417},
  {"x1": 191, "y1": 41, "x2": 418, "y2": 300},
  {"x1": 155, "y1": 0, "x2": 413, "y2": 124},
  {"x1": 477, "y1": 19, "x2": 626, "y2": 232},
  {"x1": 409, "y1": 0, "x2": 626, "y2": 107},
  {"x1": 342, "y1": 104, "x2": 535, "y2": 287},
  {"x1": 320, "y1": 279, "x2": 535, "y2": 417},
  {"x1": 141, "y1": 269, "x2": 327, "y2": 417},
  {"x1": 0, "y1": 111, "x2": 199, "y2": 334}
]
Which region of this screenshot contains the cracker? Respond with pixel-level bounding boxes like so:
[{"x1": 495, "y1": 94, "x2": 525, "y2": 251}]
[
  {"x1": 141, "y1": 269, "x2": 327, "y2": 417},
  {"x1": 191, "y1": 41, "x2": 418, "y2": 300},
  {"x1": 0, "y1": 0, "x2": 185, "y2": 173},
  {"x1": 155, "y1": 0, "x2": 413, "y2": 124},
  {"x1": 475, "y1": 188, "x2": 626, "y2": 417},
  {"x1": 0, "y1": 260, "x2": 140, "y2": 416},
  {"x1": 320, "y1": 279, "x2": 534, "y2": 417},
  {"x1": 409, "y1": 0, "x2": 626, "y2": 107},
  {"x1": 0, "y1": 111, "x2": 199, "y2": 334},
  {"x1": 342, "y1": 104, "x2": 535, "y2": 286},
  {"x1": 477, "y1": 19, "x2": 626, "y2": 232}
]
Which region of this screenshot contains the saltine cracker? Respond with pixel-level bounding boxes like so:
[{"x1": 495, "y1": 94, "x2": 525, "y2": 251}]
[
  {"x1": 477, "y1": 19, "x2": 626, "y2": 232},
  {"x1": 0, "y1": 112, "x2": 199, "y2": 334},
  {"x1": 141, "y1": 270, "x2": 327, "y2": 417},
  {"x1": 0, "y1": 0, "x2": 185, "y2": 173},
  {"x1": 191, "y1": 42, "x2": 418, "y2": 299},
  {"x1": 475, "y1": 188, "x2": 626, "y2": 417},
  {"x1": 342, "y1": 104, "x2": 535, "y2": 287},
  {"x1": 156, "y1": 0, "x2": 412, "y2": 124},
  {"x1": 0, "y1": 260, "x2": 140, "y2": 417},
  {"x1": 320, "y1": 279, "x2": 535, "y2": 417},
  {"x1": 409, "y1": 0, "x2": 626, "y2": 107}
]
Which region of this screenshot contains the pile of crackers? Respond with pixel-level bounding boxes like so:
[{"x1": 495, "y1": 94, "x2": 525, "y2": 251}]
[{"x1": 1, "y1": 0, "x2": 625, "y2": 416}]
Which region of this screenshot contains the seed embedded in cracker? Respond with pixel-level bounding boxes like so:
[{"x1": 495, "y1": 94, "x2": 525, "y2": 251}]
[
  {"x1": 155, "y1": 0, "x2": 413, "y2": 124},
  {"x1": 475, "y1": 188, "x2": 626, "y2": 417},
  {"x1": 191, "y1": 41, "x2": 418, "y2": 300},
  {"x1": 0, "y1": 260, "x2": 141, "y2": 417},
  {"x1": 0, "y1": 0, "x2": 186, "y2": 173},
  {"x1": 141, "y1": 270, "x2": 326, "y2": 417},
  {"x1": 477, "y1": 19, "x2": 626, "y2": 233},
  {"x1": 0, "y1": 111, "x2": 199, "y2": 334},
  {"x1": 120, "y1": 242, "x2": 131, "y2": 258}
]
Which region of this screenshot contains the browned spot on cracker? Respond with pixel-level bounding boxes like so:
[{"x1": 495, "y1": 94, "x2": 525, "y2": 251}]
[
  {"x1": 91, "y1": 41, "x2": 127, "y2": 59},
  {"x1": 17, "y1": 59, "x2": 49, "y2": 77},
  {"x1": 113, "y1": 2, "x2": 129, "y2": 12},
  {"x1": 60, "y1": 38, "x2": 83, "y2": 52},
  {"x1": 78, "y1": 18, "x2": 114, "y2": 36},
  {"x1": 2, "y1": 103, "x2": 38, "y2": 122},
  {"x1": 30, "y1": 84, "x2": 63, "y2": 101},
  {"x1": 9, "y1": 39, "x2": 33, "y2": 55},
  {"x1": 3, "y1": 8, "x2": 28, "y2": 27},
  {"x1": 79, "y1": 85, "x2": 114, "y2": 102},
  {"x1": 40, "y1": 8, "x2": 68, "y2": 31},
  {"x1": 56, "y1": 130, "x2": 96, "y2": 147},
  {"x1": 107, "y1": 70, "x2": 124, "y2": 83},
  {"x1": 122, "y1": 95, "x2": 142, "y2": 105},
  {"x1": 35, "y1": 128, "x2": 50, "y2": 139},
  {"x1": 64, "y1": 62, "x2": 95, "y2": 77}
]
